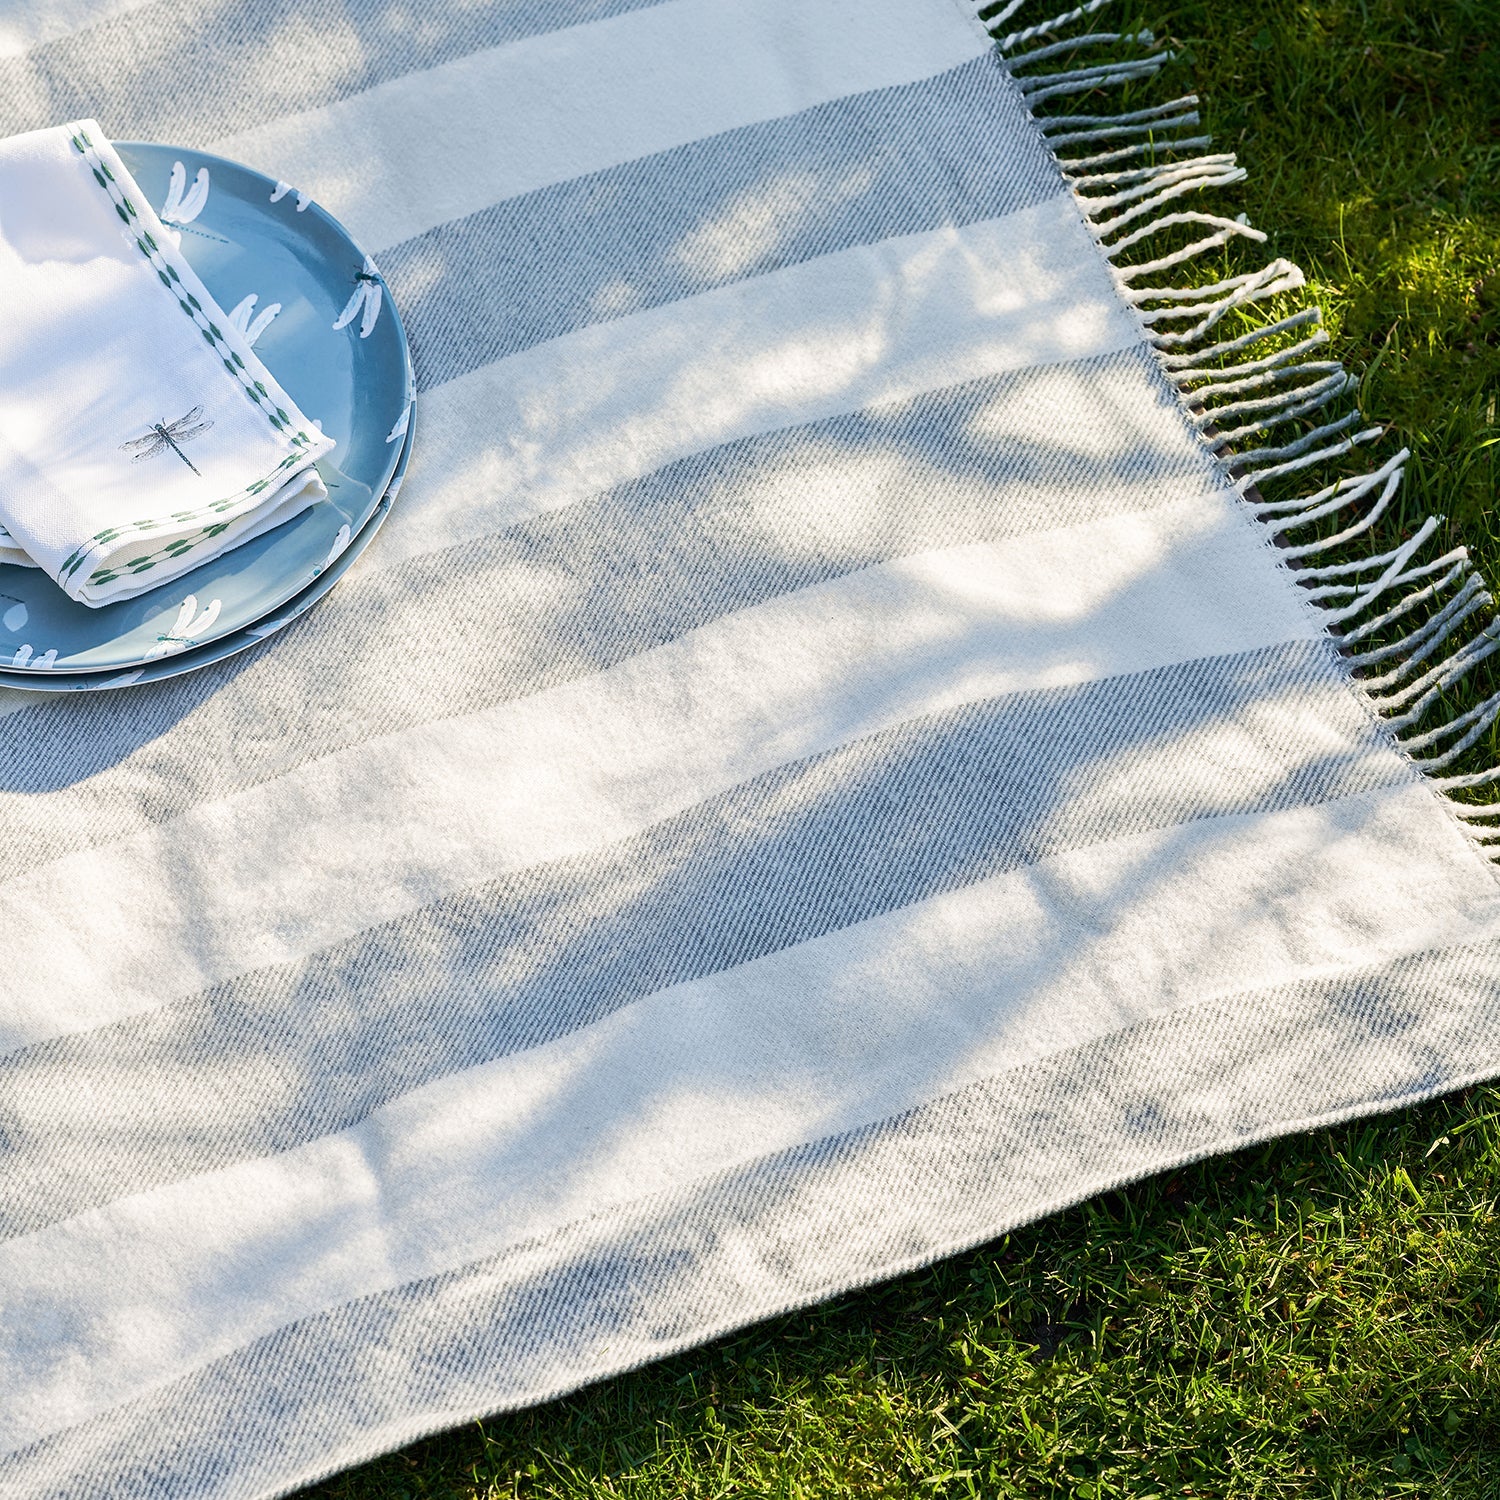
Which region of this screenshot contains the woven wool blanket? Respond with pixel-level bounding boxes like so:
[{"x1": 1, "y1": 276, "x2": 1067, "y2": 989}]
[{"x1": 4, "y1": 1, "x2": 1500, "y2": 1496}]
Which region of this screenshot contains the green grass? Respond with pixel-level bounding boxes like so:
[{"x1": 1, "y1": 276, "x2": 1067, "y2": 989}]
[
  {"x1": 307, "y1": 3, "x2": 1500, "y2": 1495},
  {"x1": 1149, "y1": 0, "x2": 1500, "y2": 709}
]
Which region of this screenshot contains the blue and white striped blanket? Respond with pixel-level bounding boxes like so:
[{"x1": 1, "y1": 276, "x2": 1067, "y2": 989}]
[{"x1": 5, "y1": 1, "x2": 1500, "y2": 1495}]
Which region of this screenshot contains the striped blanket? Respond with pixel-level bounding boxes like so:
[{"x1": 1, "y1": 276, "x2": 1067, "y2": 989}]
[{"x1": 5, "y1": 1, "x2": 1500, "y2": 1496}]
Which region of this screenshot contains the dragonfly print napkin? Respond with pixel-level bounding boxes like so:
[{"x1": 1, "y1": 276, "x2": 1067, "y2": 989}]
[
  {"x1": 5, "y1": 1, "x2": 1500, "y2": 1496},
  {"x1": 0, "y1": 121, "x2": 333, "y2": 606}
]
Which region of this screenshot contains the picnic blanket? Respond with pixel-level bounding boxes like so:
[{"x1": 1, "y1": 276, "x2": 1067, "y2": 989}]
[{"x1": 5, "y1": 1, "x2": 1500, "y2": 1495}]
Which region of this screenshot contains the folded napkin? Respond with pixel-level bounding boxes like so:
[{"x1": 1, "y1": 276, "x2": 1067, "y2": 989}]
[{"x1": 0, "y1": 120, "x2": 335, "y2": 606}]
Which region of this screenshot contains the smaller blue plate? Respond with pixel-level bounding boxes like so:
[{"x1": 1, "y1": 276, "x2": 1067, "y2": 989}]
[
  {"x1": 0, "y1": 140, "x2": 413, "y2": 674},
  {"x1": 0, "y1": 417, "x2": 411, "y2": 692}
]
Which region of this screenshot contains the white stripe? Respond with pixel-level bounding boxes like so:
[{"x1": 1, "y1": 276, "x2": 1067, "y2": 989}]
[
  {"x1": 209, "y1": 0, "x2": 992, "y2": 252},
  {"x1": 4, "y1": 779, "x2": 1493, "y2": 1453},
  {"x1": 0, "y1": 496, "x2": 1316, "y2": 1055},
  {"x1": 0, "y1": 0, "x2": 154, "y2": 56},
  {"x1": 0, "y1": 690, "x2": 31, "y2": 720},
  {"x1": 380, "y1": 199, "x2": 1140, "y2": 572}
]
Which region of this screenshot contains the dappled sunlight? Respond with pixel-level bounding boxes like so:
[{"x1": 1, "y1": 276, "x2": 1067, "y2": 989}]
[
  {"x1": 672, "y1": 165, "x2": 877, "y2": 282},
  {"x1": 372, "y1": 786, "x2": 1479, "y2": 1277},
  {"x1": 0, "y1": 741, "x2": 1488, "y2": 1452},
  {"x1": 0, "y1": 530, "x2": 1393, "y2": 1166},
  {"x1": 382, "y1": 203, "x2": 1139, "y2": 570},
  {"x1": 4, "y1": 8, "x2": 1451, "y2": 1438},
  {"x1": 0, "y1": 131, "x2": 1213, "y2": 1069},
  {"x1": 3, "y1": 760, "x2": 1478, "y2": 1450},
  {"x1": 0, "y1": 1124, "x2": 393, "y2": 1452},
  {"x1": 964, "y1": 358, "x2": 1179, "y2": 465},
  {"x1": 373, "y1": 0, "x2": 511, "y2": 50},
  {"x1": 0, "y1": 331, "x2": 1205, "y2": 941},
  {"x1": 0, "y1": 0, "x2": 154, "y2": 58},
  {"x1": 585, "y1": 277, "x2": 645, "y2": 321},
  {"x1": 1, "y1": 507, "x2": 1224, "y2": 1042},
  {"x1": 244, "y1": 9, "x2": 365, "y2": 110}
]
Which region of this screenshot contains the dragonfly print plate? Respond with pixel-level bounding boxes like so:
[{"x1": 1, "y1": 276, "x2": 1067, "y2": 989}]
[
  {"x1": 0, "y1": 141, "x2": 413, "y2": 674},
  {"x1": 0, "y1": 415, "x2": 411, "y2": 693}
]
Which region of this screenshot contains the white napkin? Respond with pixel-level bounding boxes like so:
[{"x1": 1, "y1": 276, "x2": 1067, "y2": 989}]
[{"x1": 0, "y1": 120, "x2": 335, "y2": 607}]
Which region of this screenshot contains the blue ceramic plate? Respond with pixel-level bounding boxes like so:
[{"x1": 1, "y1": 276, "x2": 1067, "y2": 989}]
[
  {"x1": 0, "y1": 415, "x2": 411, "y2": 693},
  {"x1": 0, "y1": 140, "x2": 412, "y2": 674}
]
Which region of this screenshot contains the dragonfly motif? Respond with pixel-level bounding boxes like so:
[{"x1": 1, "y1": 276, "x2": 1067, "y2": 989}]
[
  {"x1": 160, "y1": 161, "x2": 210, "y2": 226},
  {"x1": 333, "y1": 257, "x2": 383, "y2": 339},
  {"x1": 227, "y1": 292, "x2": 281, "y2": 348},
  {"x1": 269, "y1": 180, "x2": 311, "y2": 212},
  {"x1": 120, "y1": 407, "x2": 214, "y2": 477},
  {"x1": 145, "y1": 594, "x2": 221, "y2": 660},
  {"x1": 10, "y1": 644, "x2": 57, "y2": 670}
]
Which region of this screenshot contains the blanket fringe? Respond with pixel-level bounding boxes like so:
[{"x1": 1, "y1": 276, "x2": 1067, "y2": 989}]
[{"x1": 980, "y1": 0, "x2": 1500, "y2": 846}]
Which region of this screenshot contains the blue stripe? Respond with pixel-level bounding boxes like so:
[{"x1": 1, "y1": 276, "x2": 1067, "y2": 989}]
[
  {"x1": 385, "y1": 55, "x2": 1062, "y2": 387},
  {"x1": 0, "y1": 0, "x2": 674, "y2": 139},
  {"x1": 0, "y1": 639, "x2": 1397, "y2": 1238}
]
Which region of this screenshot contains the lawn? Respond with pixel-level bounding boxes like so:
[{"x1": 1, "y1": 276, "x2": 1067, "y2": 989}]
[{"x1": 310, "y1": 2, "x2": 1500, "y2": 1494}]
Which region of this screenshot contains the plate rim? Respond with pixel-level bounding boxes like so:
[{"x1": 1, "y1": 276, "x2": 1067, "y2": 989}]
[{"x1": 0, "y1": 412, "x2": 413, "y2": 693}]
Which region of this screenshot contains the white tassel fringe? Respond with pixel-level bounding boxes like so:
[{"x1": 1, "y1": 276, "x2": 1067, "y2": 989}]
[{"x1": 984, "y1": 0, "x2": 1500, "y2": 814}]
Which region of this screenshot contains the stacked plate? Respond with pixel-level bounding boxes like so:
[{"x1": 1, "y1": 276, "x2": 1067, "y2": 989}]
[{"x1": 0, "y1": 142, "x2": 412, "y2": 691}]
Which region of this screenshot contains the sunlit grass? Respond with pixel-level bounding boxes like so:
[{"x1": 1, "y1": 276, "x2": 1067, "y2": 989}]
[
  {"x1": 1156, "y1": 0, "x2": 1500, "y2": 536},
  {"x1": 309, "y1": 3, "x2": 1500, "y2": 1495}
]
